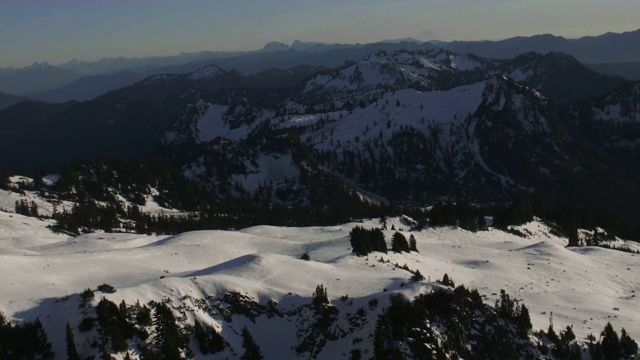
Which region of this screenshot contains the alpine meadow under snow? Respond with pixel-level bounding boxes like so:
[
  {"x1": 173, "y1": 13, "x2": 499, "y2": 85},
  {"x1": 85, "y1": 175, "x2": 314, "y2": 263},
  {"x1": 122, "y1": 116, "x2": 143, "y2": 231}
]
[{"x1": 1, "y1": 192, "x2": 640, "y2": 358}]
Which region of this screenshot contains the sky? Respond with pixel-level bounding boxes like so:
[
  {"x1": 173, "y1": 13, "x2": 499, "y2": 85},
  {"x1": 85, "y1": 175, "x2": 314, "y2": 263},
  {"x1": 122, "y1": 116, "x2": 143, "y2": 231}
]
[{"x1": 1, "y1": 0, "x2": 639, "y2": 67}]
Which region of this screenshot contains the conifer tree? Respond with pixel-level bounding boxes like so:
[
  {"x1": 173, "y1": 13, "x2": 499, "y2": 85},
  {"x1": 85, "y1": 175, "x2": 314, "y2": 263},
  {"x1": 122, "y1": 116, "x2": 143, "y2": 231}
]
[
  {"x1": 600, "y1": 322, "x2": 622, "y2": 360},
  {"x1": 620, "y1": 328, "x2": 638, "y2": 357},
  {"x1": 410, "y1": 269, "x2": 425, "y2": 282},
  {"x1": 66, "y1": 322, "x2": 81, "y2": 360},
  {"x1": 149, "y1": 302, "x2": 191, "y2": 359},
  {"x1": 194, "y1": 319, "x2": 226, "y2": 355},
  {"x1": 517, "y1": 304, "x2": 532, "y2": 337},
  {"x1": 312, "y1": 284, "x2": 329, "y2": 309},
  {"x1": 241, "y1": 326, "x2": 264, "y2": 360},
  {"x1": 373, "y1": 314, "x2": 402, "y2": 359},
  {"x1": 441, "y1": 273, "x2": 455, "y2": 287},
  {"x1": 371, "y1": 228, "x2": 387, "y2": 253},
  {"x1": 31, "y1": 318, "x2": 55, "y2": 359},
  {"x1": 391, "y1": 232, "x2": 409, "y2": 253},
  {"x1": 409, "y1": 234, "x2": 418, "y2": 252}
]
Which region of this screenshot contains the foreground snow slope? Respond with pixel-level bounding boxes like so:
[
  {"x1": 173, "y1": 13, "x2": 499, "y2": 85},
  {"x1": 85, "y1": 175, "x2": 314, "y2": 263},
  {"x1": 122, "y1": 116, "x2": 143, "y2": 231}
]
[{"x1": 1, "y1": 210, "x2": 639, "y2": 357}]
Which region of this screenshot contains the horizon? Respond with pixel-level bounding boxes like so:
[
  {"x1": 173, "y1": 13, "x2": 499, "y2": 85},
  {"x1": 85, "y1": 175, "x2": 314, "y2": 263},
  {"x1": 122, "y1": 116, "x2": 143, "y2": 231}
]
[
  {"x1": 1, "y1": 1, "x2": 639, "y2": 68},
  {"x1": 3, "y1": 27, "x2": 640, "y2": 69}
]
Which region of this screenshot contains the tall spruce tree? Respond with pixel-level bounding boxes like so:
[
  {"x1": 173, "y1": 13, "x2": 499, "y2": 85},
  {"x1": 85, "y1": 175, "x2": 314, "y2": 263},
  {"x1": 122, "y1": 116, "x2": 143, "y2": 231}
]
[
  {"x1": 600, "y1": 323, "x2": 622, "y2": 360},
  {"x1": 194, "y1": 319, "x2": 210, "y2": 355},
  {"x1": 241, "y1": 326, "x2": 264, "y2": 360},
  {"x1": 147, "y1": 302, "x2": 192, "y2": 360},
  {"x1": 620, "y1": 328, "x2": 638, "y2": 357},
  {"x1": 66, "y1": 322, "x2": 81, "y2": 360},
  {"x1": 409, "y1": 234, "x2": 418, "y2": 252}
]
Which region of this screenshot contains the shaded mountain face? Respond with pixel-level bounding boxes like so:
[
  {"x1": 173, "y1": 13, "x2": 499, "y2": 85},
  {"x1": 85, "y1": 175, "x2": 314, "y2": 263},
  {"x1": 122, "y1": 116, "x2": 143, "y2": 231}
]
[
  {"x1": 154, "y1": 50, "x2": 611, "y2": 205},
  {"x1": 586, "y1": 61, "x2": 640, "y2": 81},
  {"x1": 0, "y1": 64, "x2": 327, "y2": 172},
  {"x1": 440, "y1": 28, "x2": 640, "y2": 63},
  {"x1": 567, "y1": 81, "x2": 640, "y2": 176},
  {"x1": 0, "y1": 62, "x2": 83, "y2": 95},
  {"x1": 504, "y1": 52, "x2": 626, "y2": 104},
  {"x1": 30, "y1": 71, "x2": 149, "y2": 103},
  {"x1": 0, "y1": 49, "x2": 634, "y2": 208},
  {"x1": 0, "y1": 91, "x2": 28, "y2": 111}
]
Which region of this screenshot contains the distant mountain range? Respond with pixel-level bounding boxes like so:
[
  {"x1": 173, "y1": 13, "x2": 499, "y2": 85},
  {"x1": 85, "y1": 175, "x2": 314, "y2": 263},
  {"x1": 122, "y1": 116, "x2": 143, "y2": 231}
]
[
  {"x1": 0, "y1": 48, "x2": 636, "y2": 212},
  {"x1": 435, "y1": 29, "x2": 640, "y2": 63},
  {"x1": 1, "y1": 29, "x2": 639, "y2": 102}
]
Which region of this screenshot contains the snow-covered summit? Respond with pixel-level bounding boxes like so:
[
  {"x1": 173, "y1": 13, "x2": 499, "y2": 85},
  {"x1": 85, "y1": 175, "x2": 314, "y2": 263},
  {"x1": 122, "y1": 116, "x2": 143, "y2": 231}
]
[{"x1": 187, "y1": 64, "x2": 225, "y2": 80}]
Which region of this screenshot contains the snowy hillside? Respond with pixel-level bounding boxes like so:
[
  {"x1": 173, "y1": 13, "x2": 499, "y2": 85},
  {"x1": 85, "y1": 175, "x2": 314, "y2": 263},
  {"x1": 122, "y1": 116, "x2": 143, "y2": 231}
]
[
  {"x1": 173, "y1": 73, "x2": 563, "y2": 204},
  {"x1": 1, "y1": 206, "x2": 639, "y2": 358},
  {"x1": 588, "y1": 82, "x2": 640, "y2": 123}
]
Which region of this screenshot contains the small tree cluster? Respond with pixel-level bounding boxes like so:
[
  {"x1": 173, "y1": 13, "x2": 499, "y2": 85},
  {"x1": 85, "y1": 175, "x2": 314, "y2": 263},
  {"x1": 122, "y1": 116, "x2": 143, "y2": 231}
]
[
  {"x1": 14, "y1": 199, "x2": 39, "y2": 217},
  {"x1": 586, "y1": 323, "x2": 638, "y2": 360},
  {"x1": 80, "y1": 288, "x2": 95, "y2": 304},
  {"x1": 312, "y1": 284, "x2": 330, "y2": 309},
  {"x1": 349, "y1": 226, "x2": 387, "y2": 256},
  {"x1": 410, "y1": 269, "x2": 425, "y2": 282},
  {"x1": 0, "y1": 316, "x2": 54, "y2": 359},
  {"x1": 97, "y1": 283, "x2": 117, "y2": 293},
  {"x1": 97, "y1": 298, "x2": 134, "y2": 354},
  {"x1": 494, "y1": 289, "x2": 532, "y2": 337},
  {"x1": 429, "y1": 202, "x2": 486, "y2": 231}
]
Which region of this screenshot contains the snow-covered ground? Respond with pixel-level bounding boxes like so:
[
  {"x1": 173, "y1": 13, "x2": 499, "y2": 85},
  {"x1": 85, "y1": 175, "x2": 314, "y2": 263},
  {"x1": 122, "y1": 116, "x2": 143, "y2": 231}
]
[{"x1": 1, "y1": 208, "x2": 639, "y2": 358}]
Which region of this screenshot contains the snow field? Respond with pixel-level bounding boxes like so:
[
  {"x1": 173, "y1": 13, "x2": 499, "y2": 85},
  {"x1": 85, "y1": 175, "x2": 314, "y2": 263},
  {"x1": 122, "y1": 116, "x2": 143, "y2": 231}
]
[{"x1": 1, "y1": 213, "x2": 639, "y2": 357}]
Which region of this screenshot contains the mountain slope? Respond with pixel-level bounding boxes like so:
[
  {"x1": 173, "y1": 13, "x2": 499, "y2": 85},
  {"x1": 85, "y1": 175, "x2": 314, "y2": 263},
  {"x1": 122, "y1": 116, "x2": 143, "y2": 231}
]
[
  {"x1": 31, "y1": 71, "x2": 149, "y2": 103},
  {"x1": 178, "y1": 74, "x2": 571, "y2": 204},
  {"x1": 0, "y1": 49, "x2": 633, "y2": 211},
  {"x1": 0, "y1": 64, "x2": 327, "y2": 171},
  {"x1": 0, "y1": 91, "x2": 28, "y2": 111}
]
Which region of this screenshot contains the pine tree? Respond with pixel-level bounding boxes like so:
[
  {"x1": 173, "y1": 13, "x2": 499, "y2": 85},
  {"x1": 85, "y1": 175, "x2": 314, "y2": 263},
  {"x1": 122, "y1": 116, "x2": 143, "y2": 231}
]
[
  {"x1": 33, "y1": 318, "x2": 55, "y2": 359},
  {"x1": 371, "y1": 228, "x2": 387, "y2": 254},
  {"x1": 495, "y1": 289, "x2": 515, "y2": 318},
  {"x1": 409, "y1": 234, "x2": 418, "y2": 252},
  {"x1": 391, "y1": 232, "x2": 409, "y2": 253},
  {"x1": 441, "y1": 273, "x2": 455, "y2": 287},
  {"x1": 620, "y1": 328, "x2": 638, "y2": 357},
  {"x1": 517, "y1": 304, "x2": 532, "y2": 337},
  {"x1": 410, "y1": 269, "x2": 425, "y2": 282},
  {"x1": 373, "y1": 314, "x2": 402, "y2": 359},
  {"x1": 209, "y1": 325, "x2": 226, "y2": 354},
  {"x1": 147, "y1": 302, "x2": 191, "y2": 359},
  {"x1": 66, "y1": 322, "x2": 81, "y2": 360},
  {"x1": 600, "y1": 322, "x2": 622, "y2": 360},
  {"x1": 194, "y1": 319, "x2": 209, "y2": 355},
  {"x1": 241, "y1": 326, "x2": 264, "y2": 360},
  {"x1": 312, "y1": 284, "x2": 329, "y2": 309}
]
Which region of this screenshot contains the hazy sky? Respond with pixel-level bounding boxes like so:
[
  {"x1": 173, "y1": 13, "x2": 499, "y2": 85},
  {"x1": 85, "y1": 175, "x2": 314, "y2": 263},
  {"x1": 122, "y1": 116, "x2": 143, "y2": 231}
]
[{"x1": 1, "y1": 0, "x2": 638, "y2": 67}]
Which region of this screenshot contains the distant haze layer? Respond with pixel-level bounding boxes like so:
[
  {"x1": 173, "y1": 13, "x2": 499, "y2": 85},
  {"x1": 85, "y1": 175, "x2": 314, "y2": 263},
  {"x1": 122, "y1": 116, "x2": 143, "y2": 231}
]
[{"x1": 1, "y1": 0, "x2": 639, "y2": 67}]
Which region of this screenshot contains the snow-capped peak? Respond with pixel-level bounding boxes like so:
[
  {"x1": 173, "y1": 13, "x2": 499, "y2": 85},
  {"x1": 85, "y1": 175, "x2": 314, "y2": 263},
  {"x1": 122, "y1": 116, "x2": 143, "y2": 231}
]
[{"x1": 188, "y1": 64, "x2": 225, "y2": 80}]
